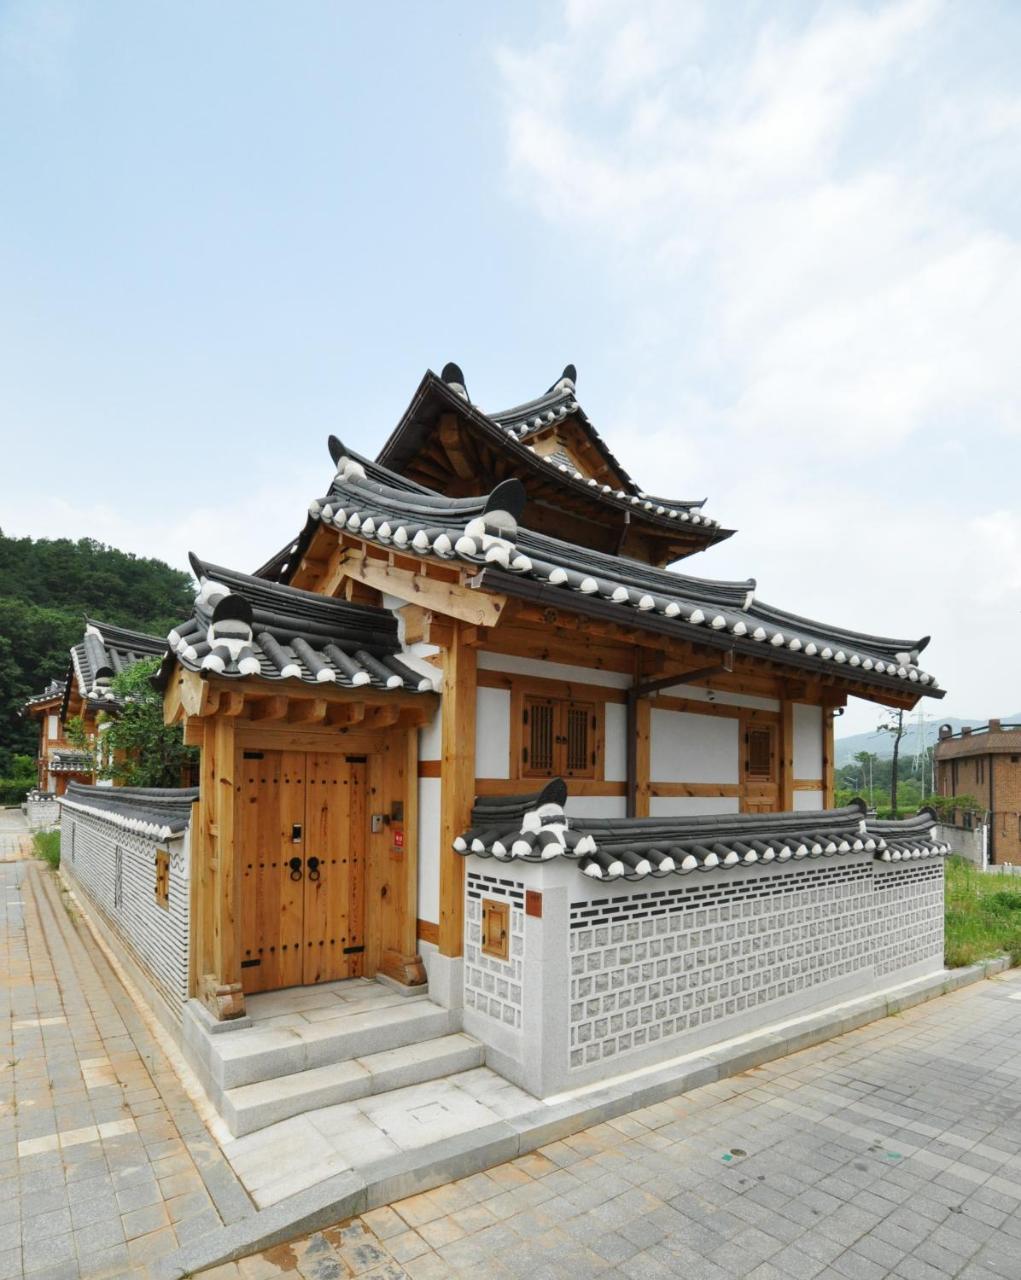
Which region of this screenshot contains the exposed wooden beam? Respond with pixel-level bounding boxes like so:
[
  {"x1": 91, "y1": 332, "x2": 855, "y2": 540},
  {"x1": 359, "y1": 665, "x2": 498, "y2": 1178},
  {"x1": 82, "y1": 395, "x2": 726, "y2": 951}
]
[
  {"x1": 337, "y1": 546, "x2": 506, "y2": 627},
  {"x1": 247, "y1": 695, "x2": 288, "y2": 722}
]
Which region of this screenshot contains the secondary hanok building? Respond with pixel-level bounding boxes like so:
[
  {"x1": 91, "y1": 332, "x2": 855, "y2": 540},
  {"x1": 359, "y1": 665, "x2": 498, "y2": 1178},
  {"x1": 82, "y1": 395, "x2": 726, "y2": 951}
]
[
  {"x1": 61, "y1": 364, "x2": 950, "y2": 1121},
  {"x1": 22, "y1": 620, "x2": 165, "y2": 793},
  {"x1": 21, "y1": 679, "x2": 81, "y2": 794}
]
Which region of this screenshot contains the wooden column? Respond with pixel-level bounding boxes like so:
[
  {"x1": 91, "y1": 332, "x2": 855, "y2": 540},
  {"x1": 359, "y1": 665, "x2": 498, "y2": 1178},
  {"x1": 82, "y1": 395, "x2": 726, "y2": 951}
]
[
  {"x1": 438, "y1": 625, "x2": 477, "y2": 957},
  {"x1": 194, "y1": 716, "x2": 245, "y2": 1021},
  {"x1": 823, "y1": 710, "x2": 835, "y2": 808},
  {"x1": 634, "y1": 699, "x2": 651, "y2": 818},
  {"x1": 378, "y1": 728, "x2": 426, "y2": 987},
  {"x1": 780, "y1": 701, "x2": 795, "y2": 812}
]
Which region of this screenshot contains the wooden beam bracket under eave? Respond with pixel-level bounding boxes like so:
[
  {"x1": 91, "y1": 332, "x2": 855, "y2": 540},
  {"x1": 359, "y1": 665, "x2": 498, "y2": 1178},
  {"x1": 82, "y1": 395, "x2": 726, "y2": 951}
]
[
  {"x1": 329, "y1": 542, "x2": 507, "y2": 628},
  {"x1": 166, "y1": 665, "x2": 438, "y2": 730}
]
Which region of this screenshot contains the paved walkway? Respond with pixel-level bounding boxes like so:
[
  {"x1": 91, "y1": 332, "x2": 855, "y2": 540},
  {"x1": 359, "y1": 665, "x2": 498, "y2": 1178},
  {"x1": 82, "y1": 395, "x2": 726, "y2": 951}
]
[
  {"x1": 1, "y1": 849, "x2": 251, "y2": 1279},
  {"x1": 199, "y1": 968, "x2": 1021, "y2": 1280}
]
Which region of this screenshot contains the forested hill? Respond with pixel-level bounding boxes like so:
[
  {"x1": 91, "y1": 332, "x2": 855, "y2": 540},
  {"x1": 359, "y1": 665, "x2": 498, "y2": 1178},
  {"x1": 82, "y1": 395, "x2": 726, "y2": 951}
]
[{"x1": 0, "y1": 530, "x2": 192, "y2": 764}]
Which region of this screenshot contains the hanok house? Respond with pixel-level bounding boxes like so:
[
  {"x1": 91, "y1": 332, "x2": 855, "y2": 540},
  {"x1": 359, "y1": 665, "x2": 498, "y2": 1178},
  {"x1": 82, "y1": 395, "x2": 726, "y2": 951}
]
[
  {"x1": 936, "y1": 719, "x2": 1021, "y2": 865},
  {"x1": 22, "y1": 619, "x2": 165, "y2": 795},
  {"x1": 58, "y1": 363, "x2": 951, "y2": 1131}
]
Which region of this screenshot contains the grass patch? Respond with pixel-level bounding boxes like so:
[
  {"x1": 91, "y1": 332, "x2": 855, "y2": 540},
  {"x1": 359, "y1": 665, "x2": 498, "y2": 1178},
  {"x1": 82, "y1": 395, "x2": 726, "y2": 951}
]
[
  {"x1": 33, "y1": 830, "x2": 60, "y2": 870},
  {"x1": 945, "y1": 855, "x2": 1021, "y2": 967}
]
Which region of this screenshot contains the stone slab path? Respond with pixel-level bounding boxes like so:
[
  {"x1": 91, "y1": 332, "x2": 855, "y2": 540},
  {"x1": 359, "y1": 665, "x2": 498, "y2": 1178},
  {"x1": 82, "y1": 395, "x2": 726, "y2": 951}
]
[
  {"x1": 200, "y1": 966, "x2": 1021, "y2": 1280},
  {"x1": 1, "y1": 851, "x2": 252, "y2": 1280}
]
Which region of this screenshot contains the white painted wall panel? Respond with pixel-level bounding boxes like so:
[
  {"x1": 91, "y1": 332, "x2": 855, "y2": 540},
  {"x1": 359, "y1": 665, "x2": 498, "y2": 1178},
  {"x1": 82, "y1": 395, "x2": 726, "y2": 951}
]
[
  {"x1": 565, "y1": 796, "x2": 627, "y2": 819},
  {"x1": 794, "y1": 790, "x2": 825, "y2": 812},
  {"x1": 475, "y1": 688, "x2": 510, "y2": 779},
  {"x1": 651, "y1": 709, "x2": 739, "y2": 783},
  {"x1": 649, "y1": 796, "x2": 740, "y2": 817},
  {"x1": 417, "y1": 777, "x2": 441, "y2": 925},
  {"x1": 47, "y1": 714, "x2": 58, "y2": 737},
  {"x1": 418, "y1": 706, "x2": 441, "y2": 762},
  {"x1": 478, "y1": 651, "x2": 632, "y2": 689},
  {"x1": 793, "y1": 703, "x2": 824, "y2": 780},
  {"x1": 604, "y1": 703, "x2": 627, "y2": 782}
]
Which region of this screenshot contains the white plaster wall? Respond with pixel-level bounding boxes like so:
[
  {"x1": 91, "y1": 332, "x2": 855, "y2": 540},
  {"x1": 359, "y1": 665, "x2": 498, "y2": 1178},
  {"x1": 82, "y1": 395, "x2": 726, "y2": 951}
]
[
  {"x1": 649, "y1": 796, "x2": 740, "y2": 817},
  {"x1": 418, "y1": 706, "x2": 441, "y2": 762},
  {"x1": 47, "y1": 714, "x2": 58, "y2": 737},
  {"x1": 794, "y1": 790, "x2": 825, "y2": 812},
  {"x1": 417, "y1": 777, "x2": 441, "y2": 925},
  {"x1": 475, "y1": 688, "x2": 510, "y2": 779},
  {"x1": 565, "y1": 795, "x2": 627, "y2": 819},
  {"x1": 478, "y1": 651, "x2": 632, "y2": 689},
  {"x1": 793, "y1": 703, "x2": 824, "y2": 780},
  {"x1": 604, "y1": 703, "x2": 627, "y2": 782},
  {"x1": 651, "y1": 709, "x2": 739, "y2": 783}
]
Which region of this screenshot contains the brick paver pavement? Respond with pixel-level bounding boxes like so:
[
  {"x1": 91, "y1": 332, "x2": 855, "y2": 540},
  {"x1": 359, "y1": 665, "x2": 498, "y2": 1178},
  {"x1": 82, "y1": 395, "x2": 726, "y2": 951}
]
[
  {"x1": 1, "y1": 846, "x2": 250, "y2": 1280},
  {"x1": 200, "y1": 967, "x2": 1021, "y2": 1280}
]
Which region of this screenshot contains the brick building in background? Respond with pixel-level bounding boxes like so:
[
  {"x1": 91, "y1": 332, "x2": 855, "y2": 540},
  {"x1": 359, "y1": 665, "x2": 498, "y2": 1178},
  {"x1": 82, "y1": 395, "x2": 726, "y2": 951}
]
[{"x1": 936, "y1": 719, "x2": 1021, "y2": 864}]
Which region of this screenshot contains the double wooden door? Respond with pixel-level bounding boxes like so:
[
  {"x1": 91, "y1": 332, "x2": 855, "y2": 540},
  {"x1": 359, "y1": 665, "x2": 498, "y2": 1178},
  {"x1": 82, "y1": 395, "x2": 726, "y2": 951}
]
[{"x1": 238, "y1": 749, "x2": 366, "y2": 994}]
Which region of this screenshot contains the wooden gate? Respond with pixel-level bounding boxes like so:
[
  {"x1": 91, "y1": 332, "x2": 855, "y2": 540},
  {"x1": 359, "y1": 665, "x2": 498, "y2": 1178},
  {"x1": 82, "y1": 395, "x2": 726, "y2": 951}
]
[{"x1": 238, "y1": 749, "x2": 366, "y2": 994}]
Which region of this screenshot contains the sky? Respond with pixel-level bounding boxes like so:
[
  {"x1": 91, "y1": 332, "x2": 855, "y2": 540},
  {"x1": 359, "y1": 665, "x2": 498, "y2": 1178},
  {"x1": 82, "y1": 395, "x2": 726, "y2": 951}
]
[{"x1": 1, "y1": 0, "x2": 1019, "y2": 736}]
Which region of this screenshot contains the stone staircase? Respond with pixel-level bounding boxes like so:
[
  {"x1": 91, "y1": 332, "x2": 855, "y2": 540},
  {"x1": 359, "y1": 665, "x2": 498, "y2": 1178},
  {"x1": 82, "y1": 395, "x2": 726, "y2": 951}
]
[{"x1": 184, "y1": 978, "x2": 484, "y2": 1137}]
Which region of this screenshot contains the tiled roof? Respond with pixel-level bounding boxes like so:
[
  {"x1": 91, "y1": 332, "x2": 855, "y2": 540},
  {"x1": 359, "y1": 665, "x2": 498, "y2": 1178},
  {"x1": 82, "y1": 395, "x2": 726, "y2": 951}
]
[
  {"x1": 59, "y1": 782, "x2": 198, "y2": 839},
  {"x1": 375, "y1": 367, "x2": 731, "y2": 545},
  {"x1": 310, "y1": 443, "x2": 941, "y2": 697},
  {"x1": 162, "y1": 556, "x2": 439, "y2": 692},
  {"x1": 454, "y1": 781, "x2": 949, "y2": 882},
  {"x1": 49, "y1": 750, "x2": 94, "y2": 775},
  {"x1": 486, "y1": 364, "x2": 710, "y2": 519},
  {"x1": 68, "y1": 619, "x2": 166, "y2": 712},
  {"x1": 23, "y1": 679, "x2": 66, "y2": 710}
]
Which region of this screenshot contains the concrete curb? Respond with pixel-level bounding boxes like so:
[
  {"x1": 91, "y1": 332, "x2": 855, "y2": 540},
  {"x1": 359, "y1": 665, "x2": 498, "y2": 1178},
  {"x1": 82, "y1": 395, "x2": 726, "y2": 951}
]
[{"x1": 152, "y1": 957, "x2": 1010, "y2": 1279}]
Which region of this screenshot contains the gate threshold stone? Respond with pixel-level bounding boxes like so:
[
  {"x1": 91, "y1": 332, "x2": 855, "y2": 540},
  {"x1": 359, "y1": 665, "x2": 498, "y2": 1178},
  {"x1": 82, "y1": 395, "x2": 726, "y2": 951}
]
[{"x1": 150, "y1": 956, "x2": 1008, "y2": 1280}]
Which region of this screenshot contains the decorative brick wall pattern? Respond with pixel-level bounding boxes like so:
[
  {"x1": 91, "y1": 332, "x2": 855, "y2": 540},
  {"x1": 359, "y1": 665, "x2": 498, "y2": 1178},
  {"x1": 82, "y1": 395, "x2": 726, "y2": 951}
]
[
  {"x1": 60, "y1": 810, "x2": 190, "y2": 1016},
  {"x1": 872, "y1": 863, "x2": 944, "y2": 978},
  {"x1": 25, "y1": 796, "x2": 60, "y2": 830},
  {"x1": 464, "y1": 871, "x2": 525, "y2": 1030},
  {"x1": 568, "y1": 862, "x2": 938, "y2": 1071}
]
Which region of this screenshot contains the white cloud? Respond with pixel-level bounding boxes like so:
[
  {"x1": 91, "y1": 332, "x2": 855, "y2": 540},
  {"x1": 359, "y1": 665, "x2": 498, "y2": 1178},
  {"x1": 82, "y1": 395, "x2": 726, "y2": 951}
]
[{"x1": 497, "y1": 0, "x2": 1021, "y2": 733}]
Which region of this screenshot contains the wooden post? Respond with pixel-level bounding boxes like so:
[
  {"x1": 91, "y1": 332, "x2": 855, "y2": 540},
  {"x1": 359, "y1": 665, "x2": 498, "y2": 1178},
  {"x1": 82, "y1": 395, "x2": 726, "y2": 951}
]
[
  {"x1": 438, "y1": 625, "x2": 477, "y2": 957},
  {"x1": 780, "y1": 701, "x2": 795, "y2": 811},
  {"x1": 823, "y1": 710, "x2": 835, "y2": 808},
  {"x1": 634, "y1": 699, "x2": 651, "y2": 818},
  {"x1": 195, "y1": 715, "x2": 245, "y2": 1020}
]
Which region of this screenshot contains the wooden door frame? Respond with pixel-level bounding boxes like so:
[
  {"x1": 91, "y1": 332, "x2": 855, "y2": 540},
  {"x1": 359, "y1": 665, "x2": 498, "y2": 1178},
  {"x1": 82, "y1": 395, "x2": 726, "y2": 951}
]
[{"x1": 189, "y1": 716, "x2": 422, "y2": 1020}]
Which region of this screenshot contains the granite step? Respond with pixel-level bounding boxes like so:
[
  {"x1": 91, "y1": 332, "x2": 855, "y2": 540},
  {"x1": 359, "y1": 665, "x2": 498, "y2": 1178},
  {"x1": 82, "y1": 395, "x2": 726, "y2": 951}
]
[
  {"x1": 221, "y1": 1033, "x2": 485, "y2": 1136},
  {"x1": 204, "y1": 997, "x2": 458, "y2": 1090}
]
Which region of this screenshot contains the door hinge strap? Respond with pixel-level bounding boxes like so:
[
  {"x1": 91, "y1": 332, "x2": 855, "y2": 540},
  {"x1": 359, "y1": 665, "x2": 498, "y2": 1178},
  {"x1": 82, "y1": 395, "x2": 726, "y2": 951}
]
[
  {"x1": 342, "y1": 945, "x2": 365, "y2": 955},
  {"x1": 240, "y1": 958, "x2": 261, "y2": 968}
]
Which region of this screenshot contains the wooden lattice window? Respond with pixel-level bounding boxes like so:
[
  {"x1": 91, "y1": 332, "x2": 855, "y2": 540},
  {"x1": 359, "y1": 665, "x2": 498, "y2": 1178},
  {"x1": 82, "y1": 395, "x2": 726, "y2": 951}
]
[
  {"x1": 525, "y1": 697, "x2": 556, "y2": 776},
  {"x1": 746, "y1": 727, "x2": 774, "y2": 779},
  {"x1": 521, "y1": 696, "x2": 598, "y2": 779},
  {"x1": 155, "y1": 848, "x2": 170, "y2": 911},
  {"x1": 482, "y1": 898, "x2": 510, "y2": 960}
]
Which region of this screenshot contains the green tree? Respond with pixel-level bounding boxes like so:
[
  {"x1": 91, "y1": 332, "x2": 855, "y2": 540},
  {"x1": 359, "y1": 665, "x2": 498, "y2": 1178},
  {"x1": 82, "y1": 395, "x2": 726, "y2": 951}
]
[
  {"x1": 0, "y1": 527, "x2": 192, "y2": 758},
  {"x1": 92, "y1": 659, "x2": 196, "y2": 788}
]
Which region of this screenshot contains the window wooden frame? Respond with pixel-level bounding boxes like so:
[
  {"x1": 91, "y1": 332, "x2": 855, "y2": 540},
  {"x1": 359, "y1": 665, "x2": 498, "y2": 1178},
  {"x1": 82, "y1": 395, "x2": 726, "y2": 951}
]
[
  {"x1": 515, "y1": 690, "x2": 603, "y2": 781},
  {"x1": 155, "y1": 848, "x2": 170, "y2": 911},
  {"x1": 744, "y1": 723, "x2": 777, "y2": 781},
  {"x1": 481, "y1": 898, "x2": 510, "y2": 960}
]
